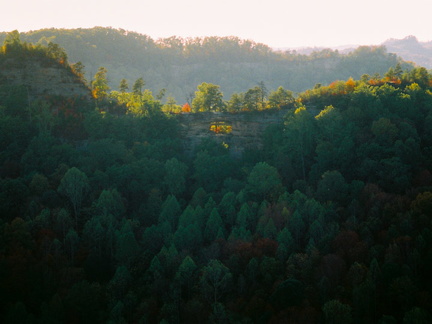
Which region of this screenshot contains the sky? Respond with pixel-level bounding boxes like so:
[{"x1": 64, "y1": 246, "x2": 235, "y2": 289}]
[{"x1": 2, "y1": 0, "x2": 431, "y2": 48}]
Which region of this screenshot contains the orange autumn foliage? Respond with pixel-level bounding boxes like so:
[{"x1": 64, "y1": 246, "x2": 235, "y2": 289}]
[
  {"x1": 345, "y1": 78, "x2": 356, "y2": 91},
  {"x1": 210, "y1": 124, "x2": 232, "y2": 134},
  {"x1": 182, "y1": 103, "x2": 191, "y2": 113}
]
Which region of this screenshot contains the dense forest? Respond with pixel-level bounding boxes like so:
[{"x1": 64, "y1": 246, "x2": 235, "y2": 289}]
[
  {"x1": 0, "y1": 27, "x2": 414, "y2": 102},
  {"x1": 1, "y1": 32, "x2": 432, "y2": 323}
]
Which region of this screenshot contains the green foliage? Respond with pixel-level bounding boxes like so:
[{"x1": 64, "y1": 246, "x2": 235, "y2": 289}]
[
  {"x1": 94, "y1": 189, "x2": 125, "y2": 219},
  {"x1": 246, "y1": 162, "x2": 283, "y2": 201},
  {"x1": 158, "y1": 195, "x2": 181, "y2": 229},
  {"x1": 1, "y1": 28, "x2": 413, "y2": 101},
  {"x1": 92, "y1": 67, "x2": 110, "y2": 101},
  {"x1": 192, "y1": 82, "x2": 225, "y2": 112},
  {"x1": 403, "y1": 307, "x2": 431, "y2": 324},
  {"x1": 164, "y1": 158, "x2": 188, "y2": 196},
  {"x1": 226, "y1": 92, "x2": 244, "y2": 112},
  {"x1": 0, "y1": 85, "x2": 29, "y2": 117},
  {"x1": 268, "y1": 86, "x2": 295, "y2": 109},
  {"x1": 174, "y1": 223, "x2": 202, "y2": 252},
  {"x1": 204, "y1": 208, "x2": 225, "y2": 243},
  {"x1": 132, "y1": 77, "x2": 145, "y2": 95},
  {"x1": 316, "y1": 170, "x2": 349, "y2": 204},
  {"x1": 3, "y1": 30, "x2": 21, "y2": 53},
  {"x1": 270, "y1": 279, "x2": 304, "y2": 310},
  {"x1": 322, "y1": 300, "x2": 353, "y2": 324},
  {"x1": 57, "y1": 167, "x2": 89, "y2": 222},
  {"x1": 115, "y1": 220, "x2": 139, "y2": 266},
  {"x1": 193, "y1": 148, "x2": 237, "y2": 193},
  {"x1": 2, "y1": 39, "x2": 432, "y2": 324},
  {"x1": 200, "y1": 259, "x2": 233, "y2": 303},
  {"x1": 244, "y1": 84, "x2": 267, "y2": 110}
]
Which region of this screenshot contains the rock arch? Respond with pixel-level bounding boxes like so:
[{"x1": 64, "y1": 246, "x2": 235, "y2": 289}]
[{"x1": 176, "y1": 109, "x2": 288, "y2": 156}]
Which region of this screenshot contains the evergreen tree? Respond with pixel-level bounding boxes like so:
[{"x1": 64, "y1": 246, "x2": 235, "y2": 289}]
[
  {"x1": 115, "y1": 221, "x2": 139, "y2": 266},
  {"x1": 204, "y1": 208, "x2": 225, "y2": 243}
]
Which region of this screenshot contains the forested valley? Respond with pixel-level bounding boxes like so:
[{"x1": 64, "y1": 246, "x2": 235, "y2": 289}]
[{"x1": 1, "y1": 30, "x2": 432, "y2": 323}]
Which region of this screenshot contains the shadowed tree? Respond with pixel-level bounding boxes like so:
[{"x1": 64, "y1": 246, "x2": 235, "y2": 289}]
[
  {"x1": 322, "y1": 299, "x2": 353, "y2": 324},
  {"x1": 288, "y1": 210, "x2": 306, "y2": 245},
  {"x1": 284, "y1": 106, "x2": 316, "y2": 180},
  {"x1": 115, "y1": 221, "x2": 140, "y2": 266},
  {"x1": 164, "y1": 158, "x2": 188, "y2": 196},
  {"x1": 94, "y1": 188, "x2": 125, "y2": 220},
  {"x1": 58, "y1": 167, "x2": 89, "y2": 226},
  {"x1": 236, "y1": 202, "x2": 253, "y2": 230},
  {"x1": 174, "y1": 223, "x2": 203, "y2": 252},
  {"x1": 107, "y1": 265, "x2": 132, "y2": 302},
  {"x1": 55, "y1": 208, "x2": 74, "y2": 241},
  {"x1": 246, "y1": 162, "x2": 283, "y2": 202},
  {"x1": 200, "y1": 259, "x2": 233, "y2": 304},
  {"x1": 218, "y1": 191, "x2": 237, "y2": 227},
  {"x1": 270, "y1": 279, "x2": 304, "y2": 310},
  {"x1": 316, "y1": 170, "x2": 349, "y2": 204},
  {"x1": 263, "y1": 218, "x2": 277, "y2": 239},
  {"x1": 276, "y1": 227, "x2": 294, "y2": 261},
  {"x1": 175, "y1": 256, "x2": 198, "y2": 298},
  {"x1": 4, "y1": 302, "x2": 34, "y2": 324},
  {"x1": 403, "y1": 307, "x2": 431, "y2": 324},
  {"x1": 158, "y1": 195, "x2": 181, "y2": 229},
  {"x1": 178, "y1": 205, "x2": 195, "y2": 228},
  {"x1": 204, "y1": 208, "x2": 225, "y2": 243},
  {"x1": 65, "y1": 228, "x2": 79, "y2": 262}
]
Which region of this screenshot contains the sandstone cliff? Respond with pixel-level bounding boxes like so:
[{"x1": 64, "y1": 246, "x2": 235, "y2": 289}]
[
  {"x1": 176, "y1": 109, "x2": 287, "y2": 157},
  {"x1": 0, "y1": 57, "x2": 91, "y2": 100}
]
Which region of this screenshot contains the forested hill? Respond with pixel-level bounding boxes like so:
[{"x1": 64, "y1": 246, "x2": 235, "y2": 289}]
[
  {"x1": 383, "y1": 35, "x2": 432, "y2": 69},
  {"x1": 2, "y1": 32, "x2": 432, "y2": 322},
  {"x1": 0, "y1": 27, "x2": 414, "y2": 102}
]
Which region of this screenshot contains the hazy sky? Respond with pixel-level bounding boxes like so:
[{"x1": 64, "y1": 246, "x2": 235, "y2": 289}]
[{"x1": 2, "y1": 0, "x2": 431, "y2": 48}]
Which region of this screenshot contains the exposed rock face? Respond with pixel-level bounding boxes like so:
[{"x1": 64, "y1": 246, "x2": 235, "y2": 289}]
[
  {"x1": 0, "y1": 58, "x2": 91, "y2": 100},
  {"x1": 176, "y1": 109, "x2": 287, "y2": 156}
]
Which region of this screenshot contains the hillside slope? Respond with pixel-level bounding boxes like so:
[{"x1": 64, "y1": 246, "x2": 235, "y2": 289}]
[
  {"x1": 0, "y1": 57, "x2": 91, "y2": 100},
  {"x1": 383, "y1": 35, "x2": 432, "y2": 69},
  {"x1": 0, "y1": 27, "x2": 413, "y2": 102}
]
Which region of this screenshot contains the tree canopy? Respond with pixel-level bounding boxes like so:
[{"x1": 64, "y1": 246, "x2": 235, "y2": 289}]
[{"x1": 1, "y1": 34, "x2": 432, "y2": 324}]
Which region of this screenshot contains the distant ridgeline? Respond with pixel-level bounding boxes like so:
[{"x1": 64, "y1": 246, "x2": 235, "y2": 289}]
[
  {"x1": 2, "y1": 29, "x2": 427, "y2": 158},
  {"x1": 0, "y1": 27, "x2": 415, "y2": 101}
]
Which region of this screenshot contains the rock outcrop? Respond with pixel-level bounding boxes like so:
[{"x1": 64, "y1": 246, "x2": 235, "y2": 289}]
[
  {"x1": 176, "y1": 109, "x2": 287, "y2": 157},
  {"x1": 0, "y1": 57, "x2": 91, "y2": 100}
]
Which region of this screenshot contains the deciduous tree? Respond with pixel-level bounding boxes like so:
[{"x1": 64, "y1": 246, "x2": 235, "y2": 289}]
[
  {"x1": 200, "y1": 259, "x2": 232, "y2": 303},
  {"x1": 192, "y1": 82, "x2": 225, "y2": 112},
  {"x1": 246, "y1": 162, "x2": 283, "y2": 201},
  {"x1": 58, "y1": 167, "x2": 89, "y2": 226}
]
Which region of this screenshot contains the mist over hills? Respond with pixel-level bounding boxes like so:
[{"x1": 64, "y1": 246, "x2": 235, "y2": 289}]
[
  {"x1": 282, "y1": 36, "x2": 432, "y2": 68},
  {"x1": 383, "y1": 35, "x2": 432, "y2": 69},
  {"x1": 0, "y1": 27, "x2": 422, "y2": 103}
]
